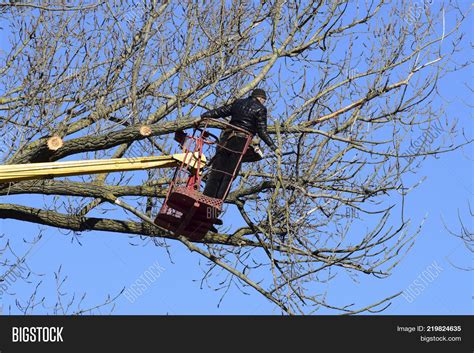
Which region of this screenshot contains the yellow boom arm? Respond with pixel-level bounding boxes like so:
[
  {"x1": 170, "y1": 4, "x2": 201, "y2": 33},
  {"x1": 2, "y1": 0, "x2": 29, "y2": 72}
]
[{"x1": 0, "y1": 152, "x2": 206, "y2": 183}]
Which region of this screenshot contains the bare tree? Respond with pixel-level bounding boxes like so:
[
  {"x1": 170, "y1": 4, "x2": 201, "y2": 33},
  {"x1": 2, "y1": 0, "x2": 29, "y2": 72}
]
[{"x1": 0, "y1": 0, "x2": 471, "y2": 314}]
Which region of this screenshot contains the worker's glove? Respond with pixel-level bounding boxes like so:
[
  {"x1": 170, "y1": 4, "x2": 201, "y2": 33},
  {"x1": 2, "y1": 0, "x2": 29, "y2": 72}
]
[{"x1": 269, "y1": 147, "x2": 282, "y2": 158}]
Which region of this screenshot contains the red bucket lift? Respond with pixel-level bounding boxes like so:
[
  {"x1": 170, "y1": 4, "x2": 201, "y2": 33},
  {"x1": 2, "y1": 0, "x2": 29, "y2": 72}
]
[{"x1": 154, "y1": 118, "x2": 254, "y2": 240}]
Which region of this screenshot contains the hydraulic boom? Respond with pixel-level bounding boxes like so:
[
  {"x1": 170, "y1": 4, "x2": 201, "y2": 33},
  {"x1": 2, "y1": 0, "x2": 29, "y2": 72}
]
[{"x1": 0, "y1": 152, "x2": 206, "y2": 184}]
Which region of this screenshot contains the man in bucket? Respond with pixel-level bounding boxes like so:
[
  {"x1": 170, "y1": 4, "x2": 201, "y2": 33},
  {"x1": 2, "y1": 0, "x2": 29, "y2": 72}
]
[{"x1": 199, "y1": 88, "x2": 280, "y2": 199}]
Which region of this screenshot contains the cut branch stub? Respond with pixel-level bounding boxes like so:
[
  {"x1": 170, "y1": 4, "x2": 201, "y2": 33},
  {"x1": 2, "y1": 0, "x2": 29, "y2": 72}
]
[
  {"x1": 139, "y1": 125, "x2": 152, "y2": 137},
  {"x1": 47, "y1": 136, "x2": 64, "y2": 151}
]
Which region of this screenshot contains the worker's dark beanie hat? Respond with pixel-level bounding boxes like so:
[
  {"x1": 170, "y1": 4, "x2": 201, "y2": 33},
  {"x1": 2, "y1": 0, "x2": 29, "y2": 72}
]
[{"x1": 251, "y1": 88, "x2": 267, "y2": 100}]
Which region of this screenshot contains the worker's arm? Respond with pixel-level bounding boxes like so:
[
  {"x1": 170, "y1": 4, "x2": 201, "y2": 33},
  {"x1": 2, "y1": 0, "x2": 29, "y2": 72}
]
[
  {"x1": 256, "y1": 106, "x2": 278, "y2": 151},
  {"x1": 201, "y1": 104, "x2": 232, "y2": 119}
]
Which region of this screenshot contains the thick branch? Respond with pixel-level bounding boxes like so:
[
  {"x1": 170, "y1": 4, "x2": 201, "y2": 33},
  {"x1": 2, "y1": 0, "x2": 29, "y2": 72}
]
[{"x1": 0, "y1": 203, "x2": 256, "y2": 247}]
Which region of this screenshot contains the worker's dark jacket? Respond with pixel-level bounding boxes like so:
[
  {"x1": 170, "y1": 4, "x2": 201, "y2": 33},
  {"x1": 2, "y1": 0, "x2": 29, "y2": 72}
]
[{"x1": 201, "y1": 97, "x2": 277, "y2": 151}]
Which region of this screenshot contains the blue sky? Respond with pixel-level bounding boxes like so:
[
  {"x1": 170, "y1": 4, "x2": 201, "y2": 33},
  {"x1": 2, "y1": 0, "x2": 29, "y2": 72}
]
[{"x1": 0, "y1": 1, "x2": 472, "y2": 315}]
